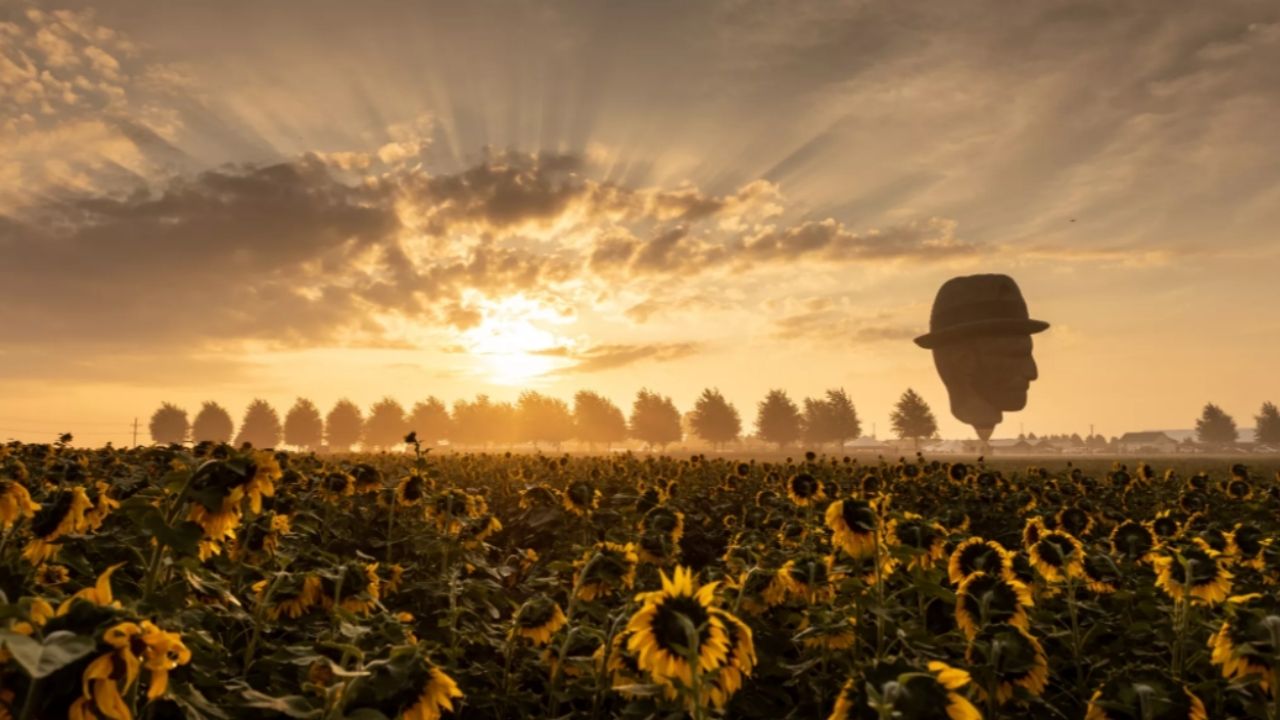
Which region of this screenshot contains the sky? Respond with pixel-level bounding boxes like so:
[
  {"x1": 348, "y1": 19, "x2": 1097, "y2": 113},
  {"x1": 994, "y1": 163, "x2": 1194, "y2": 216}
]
[{"x1": 2, "y1": 0, "x2": 1278, "y2": 446}]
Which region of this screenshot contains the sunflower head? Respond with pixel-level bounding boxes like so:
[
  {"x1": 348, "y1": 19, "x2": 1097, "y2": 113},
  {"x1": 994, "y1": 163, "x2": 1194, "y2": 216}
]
[
  {"x1": 625, "y1": 566, "x2": 732, "y2": 690},
  {"x1": 965, "y1": 622, "x2": 1049, "y2": 705},
  {"x1": 1084, "y1": 667, "x2": 1207, "y2": 720},
  {"x1": 786, "y1": 473, "x2": 821, "y2": 506},
  {"x1": 826, "y1": 499, "x2": 878, "y2": 560},
  {"x1": 1111, "y1": 520, "x2": 1157, "y2": 563},
  {"x1": 829, "y1": 659, "x2": 980, "y2": 720},
  {"x1": 1028, "y1": 530, "x2": 1085, "y2": 583},
  {"x1": 513, "y1": 595, "x2": 567, "y2": 646},
  {"x1": 1209, "y1": 593, "x2": 1280, "y2": 693},
  {"x1": 948, "y1": 537, "x2": 1012, "y2": 586},
  {"x1": 563, "y1": 479, "x2": 599, "y2": 515},
  {"x1": 955, "y1": 571, "x2": 1034, "y2": 638},
  {"x1": 1153, "y1": 539, "x2": 1234, "y2": 605}
]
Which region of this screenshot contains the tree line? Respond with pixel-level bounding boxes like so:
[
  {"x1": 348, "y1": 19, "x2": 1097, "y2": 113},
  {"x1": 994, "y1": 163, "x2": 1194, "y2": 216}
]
[
  {"x1": 1195, "y1": 401, "x2": 1280, "y2": 445},
  {"x1": 146, "y1": 387, "x2": 943, "y2": 451}
]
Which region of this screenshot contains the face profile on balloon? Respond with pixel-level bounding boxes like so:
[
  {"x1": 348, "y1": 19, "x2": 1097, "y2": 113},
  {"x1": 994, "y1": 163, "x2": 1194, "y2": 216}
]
[{"x1": 914, "y1": 274, "x2": 1049, "y2": 442}]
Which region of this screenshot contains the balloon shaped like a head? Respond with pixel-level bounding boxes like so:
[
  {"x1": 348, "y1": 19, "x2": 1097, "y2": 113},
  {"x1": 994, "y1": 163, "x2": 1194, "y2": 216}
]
[{"x1": 915, "y1": 274, "x2": 1049, "y2": 442}]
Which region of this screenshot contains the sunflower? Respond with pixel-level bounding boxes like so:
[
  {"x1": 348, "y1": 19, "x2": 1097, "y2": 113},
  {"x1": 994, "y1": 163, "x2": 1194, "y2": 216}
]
[
  {"x1": 396, "y1": 474, "x2": 430, "y2": 506},
  {"x1": 426, "y1": 489, "x2": 484, "y2": 535},
  {"x1": 1149, "y1": 510, "x2": 1186, "y2": 540},
  {"x1": 626, "y1": 566, "x2": 732, "y2": 690},
  {"x1": 319, "y1": 562, "x2": 382, "y2": 615},
  {"x1": 56, "y1": 562, "x2": 125, "y2": 615},
  {"x1": 706, "y1": 608, "x2": 756, "y2": 710},
  {"x1": 1224, "y1": 476, "x2": 1253, "y2": 500},
  {"x1": 1110, "y1": 520, "x2": 1157, "y2": 563},
  {"x1": 70, "y1": 620, "x2": 191, "y2": 718},
  {"x1": 1153, "y1": 539, "x2": 1234, "y2": 605},
  {"x1": 1056, "y1": 506, "x2": 1095, "y2": 537},
  {"x1": 1082, "y1": 553, "x2": 1122, "y2": 595},
  {"x1": 965, "y1": 622, "x2": 1049, "y2": 705},
  {"x1": 732, "y1": 568, "x2": 791, "y2": 616},
  {"x1": 562, "y1": 479, "x2": 600, "y2": 515},
  {"x1": 459, "y1": 514, "x2": 502, "y2": 549},
  {"x1": 518, "y1": 484, "x2": 559, "y2": 510},
  {"x1": 1027, "y1": 530, "x2": 1085, "y2": 583},
  {"x1": 1209, "y1": 593, "x2": 1278, "y2": 694},
  {"x1": 948, "y1": 538, "x2": 1013, "y2": 586},
  {"x1": 574, "y1": 541, "x2": 639, "y2": 601},
  {"x1": 828, "y1": 659, "x2": 981, "y2": 720},
  {"x1": 0, "y1": 478, "x2": 39, "y2": 529},
  {"x1": 83, "y1": 481, "x2": 120, "y2": 532},
  {"x1": 229, "y1": 511, "x2": 291, "y2": 562},
  {"x1": 787, "y1": 472, "x2": 822, "y2": 506},
  {"x1": 826, "y1": 499, "x2": 878, "y2": 560},
  {"x1": 382, "y1": 564, "x2": 406, "y2": 595},
  {"x1": 36, "y1": 563, "x2": 70, "y2": 587},
  {"x1": 955, "y1": 571, "x2": 1034, "y2": 639},
  {"x1": 397, "y1": 665, "x2": 461, "y2": 720},
  {"x1": 886, "y1": 513, "x2": 947, "y2": 570},
  {"x1": 318, "y1": 470, "x2": 357, "y2": 502},
  {"x1": 842, "y1": 550, "x2": 899, "y2": 587},
  {"x1": 1021, "y1": 516, "x2": 1046, "y2": 548},
  {"x1": 780, "y1": 554, "x2": 838, "y2": 604},
  {"x1": 513, "y1": 595, "x2": 567, "y2": 646},
  {"x1": 597, "y1": 631, "x2": 652, "y2": 700},
  {"x1": 796, "y1": 609, "x2": 856, "y2": 651},
  {"x1": 1084, "y1": 668, "x2": 1207, "y2": 720},
  {"x1": 252, "y1": 572, "x2": 324, "y2": 620},
  {"x1": 23, "y1": 486, "x2": 93, "y2": 563},
  {"x1": 1226, "y1": 523, "x2": 1266, "y2": 569}
]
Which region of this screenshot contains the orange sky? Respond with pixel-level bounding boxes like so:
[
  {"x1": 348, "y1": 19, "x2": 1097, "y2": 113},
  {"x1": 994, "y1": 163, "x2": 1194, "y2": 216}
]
[{"x1": 2, "y1": 1, "x2": 1278, "y2": 446}]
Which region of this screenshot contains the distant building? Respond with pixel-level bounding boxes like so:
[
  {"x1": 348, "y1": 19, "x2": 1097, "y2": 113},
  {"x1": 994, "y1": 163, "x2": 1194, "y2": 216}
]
[
  {"x1": 988, "y1": 438, "x2": 1037, "y2": 454},
  {"x1": 1116, "y1": 431, "x2": 1179, "y2": 454}
]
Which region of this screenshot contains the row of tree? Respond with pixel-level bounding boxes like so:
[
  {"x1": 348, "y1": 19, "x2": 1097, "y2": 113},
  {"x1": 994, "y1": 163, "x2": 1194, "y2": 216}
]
[
  {"x1": 147, "y1": 387, "x2": 942, "y2": 451},
  {"x1": 1195, "y1": 402, "x2": 1280, "y2": 445}
]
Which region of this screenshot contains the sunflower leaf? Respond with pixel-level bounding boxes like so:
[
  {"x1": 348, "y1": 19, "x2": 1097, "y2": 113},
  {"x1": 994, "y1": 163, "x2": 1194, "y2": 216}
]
[{"x1": 0, "y1": 629, "x2": 96, "y2": 679}]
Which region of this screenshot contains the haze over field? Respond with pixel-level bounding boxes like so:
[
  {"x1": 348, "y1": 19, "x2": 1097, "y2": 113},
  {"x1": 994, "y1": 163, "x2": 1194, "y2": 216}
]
[{"x1": 2, "y1": 1, "x2": 1278, "y2": 446}]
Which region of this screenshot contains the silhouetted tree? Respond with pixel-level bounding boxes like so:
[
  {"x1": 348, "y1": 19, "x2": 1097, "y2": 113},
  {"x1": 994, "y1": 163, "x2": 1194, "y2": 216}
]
[
  {"x1": 365, "y1": 397, "x2": 408, "y2": 449},
  {"x1": 149, "y1": 403, "x2": 188, "y2": 445},
  {"x1": 822, "y1": 389, "x2": 861, "y2": 446},
  {"x1": 1196, "y1": 403, "x2": 1238, "y2": 445},
  {"x1": 756, "y1": 389, "x2": 802, "y2": 450},
  {"x1": 283, "y1": 398, "x2": 323, "y2": 450},
  {"x1": 192, "y1": 401, "x2": 234, "y2": 443},
  {"x1": 517, "y1": 391, "x2": 575, "y2": 449},
  {"x1": 1254, "y1": 402, "x2": 1280, "y2": 445},
  {"x1": 492, "y1": 400, "x2": 520, "y2": 447},
  {"x1": 689, "y1": 388, "x2": 741, "y2": 449},
  {"x1": 629, "y1": 389, "x2": 682, "y2": 450},
  {"x1": 408, "y1": 397, "x2": 452, "y2": 447},
  {"x1": 326, "y1": 399, "x2": 365, "y2": 452},
  {"x1": 235, "y1": 399, "x2": 282, "y2": 449},
  {"x1": 453, "y1": 395, "x2": 497, "y2": 447},
  {"x1": 572, "y1": 391, "x2": 628, "y2": 449},
  {"x1": 891, "y1": 388, "x2": 938, "y2": 448}
]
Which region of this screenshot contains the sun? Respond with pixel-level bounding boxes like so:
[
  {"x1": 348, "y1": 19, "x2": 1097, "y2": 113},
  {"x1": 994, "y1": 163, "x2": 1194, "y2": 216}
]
[{"x1": 460, "y1": 295, "x2": 573, "y2": 385}]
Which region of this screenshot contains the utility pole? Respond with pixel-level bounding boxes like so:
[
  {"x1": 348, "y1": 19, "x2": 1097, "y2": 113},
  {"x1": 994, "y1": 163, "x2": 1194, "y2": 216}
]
[{"x1": 132, "y1": 417, "x2": 138, "y2": 447}]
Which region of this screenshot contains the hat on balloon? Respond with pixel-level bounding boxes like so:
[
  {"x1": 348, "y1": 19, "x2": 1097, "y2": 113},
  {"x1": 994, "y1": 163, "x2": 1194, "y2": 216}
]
[{"x1": 913, "y1": 274, "x2": 1049, "y2": 349}]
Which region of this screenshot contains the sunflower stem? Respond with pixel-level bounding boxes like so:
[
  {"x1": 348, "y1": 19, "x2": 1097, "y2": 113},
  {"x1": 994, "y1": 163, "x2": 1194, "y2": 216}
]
[
  {"x1": 243, "y1": 571, "x2": 284, "y2": 678},
  {"x1": 549, "y1": 553, "x2": 599, "y2": 717},
  {"x1": 1065, "y1": 571, "x2": 1084, "y2": 695},
  {"x1": 17, "y1": 677, "x2": 39, "y2": 720},
  {"x1": 385, "y1": 497, "x2": 397, "y2": 566}
]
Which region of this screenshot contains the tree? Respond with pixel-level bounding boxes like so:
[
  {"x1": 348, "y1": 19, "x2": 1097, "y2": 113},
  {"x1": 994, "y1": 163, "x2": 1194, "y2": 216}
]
[
  {"x1": 453, "y1": 395, "x2": 499, "y2": 447},
  {"x1": 517, "y1": 391, "x2": 575, "y2": 448},
  {"x1": 756, "y1": 389, "x2": 802, "y2": 450},
  {"x1": 191, "y1": 401, "x2": 234, "y2": 443},
  {"x1": 689, "y1": 388, "x2": 741, "y2": 449},
  {"x1": 365, "y1": 397, "x2": 408, "y2": 449},
  {"x1": 235, "y1": 399, "x2": 282, "y2": 449},
  {"x1": 572, "y1": 391, "x2": 628, "y2": 449},
  {"x1": 408, "y1": 397, "x2": 452, "y2": 447},
  {"x1": 283, "y1": 398, "x2": 324, "y2": 450},
  {"x1": 149, "y1": 403, "x2": 188, "y2": 445},
  {"x1": 890, "y1": 388, "x2": 938, "y2": 448},
  {"x1": 629, "y1": 389, "x2": 682, "y2": 450},
  {"x1": 1195, "y1": 403, "x2": 1238, "y2": 445},
  {"x1": 1254, "y1": 402, "x2": 1280, "y2": 445},
  {"x1": 326, "y1": 399, "x2": 365, "y2": 452},
  {"x1": 822, "y1": 389, "x2": 861, "y2": 446}
]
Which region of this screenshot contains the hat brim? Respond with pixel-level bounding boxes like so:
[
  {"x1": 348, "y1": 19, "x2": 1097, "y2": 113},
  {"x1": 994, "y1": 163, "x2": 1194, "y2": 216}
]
[{"x1": 914, "y1": 318, "x2": 1049, "y2": 349}]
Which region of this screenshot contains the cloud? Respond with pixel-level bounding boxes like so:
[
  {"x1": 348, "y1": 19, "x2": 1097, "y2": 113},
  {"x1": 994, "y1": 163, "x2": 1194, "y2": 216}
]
[
  {"x1": 539, "y1": 342, "x2": 703, "y2": 374},
  {"x1": 771, "y1": 301, "x2": 919, "y2": 347}
]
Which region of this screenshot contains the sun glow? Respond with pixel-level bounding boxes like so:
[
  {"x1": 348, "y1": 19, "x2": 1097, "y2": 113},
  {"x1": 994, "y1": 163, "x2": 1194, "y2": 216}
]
[{"x1": 461, "y1": 295, "x2": 574, "y2": 385}]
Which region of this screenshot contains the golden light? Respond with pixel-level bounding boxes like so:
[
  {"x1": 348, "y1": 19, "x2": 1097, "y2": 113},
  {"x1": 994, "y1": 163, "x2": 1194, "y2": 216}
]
[{"x1": 460, "y1": 294, "x2": 574, "y2": 385}]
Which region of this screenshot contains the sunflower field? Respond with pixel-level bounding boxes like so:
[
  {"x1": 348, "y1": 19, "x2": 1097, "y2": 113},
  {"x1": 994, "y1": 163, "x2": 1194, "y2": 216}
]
[{"x1": 2, "y1": 436, "x2": 1279, "y2": 720}]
